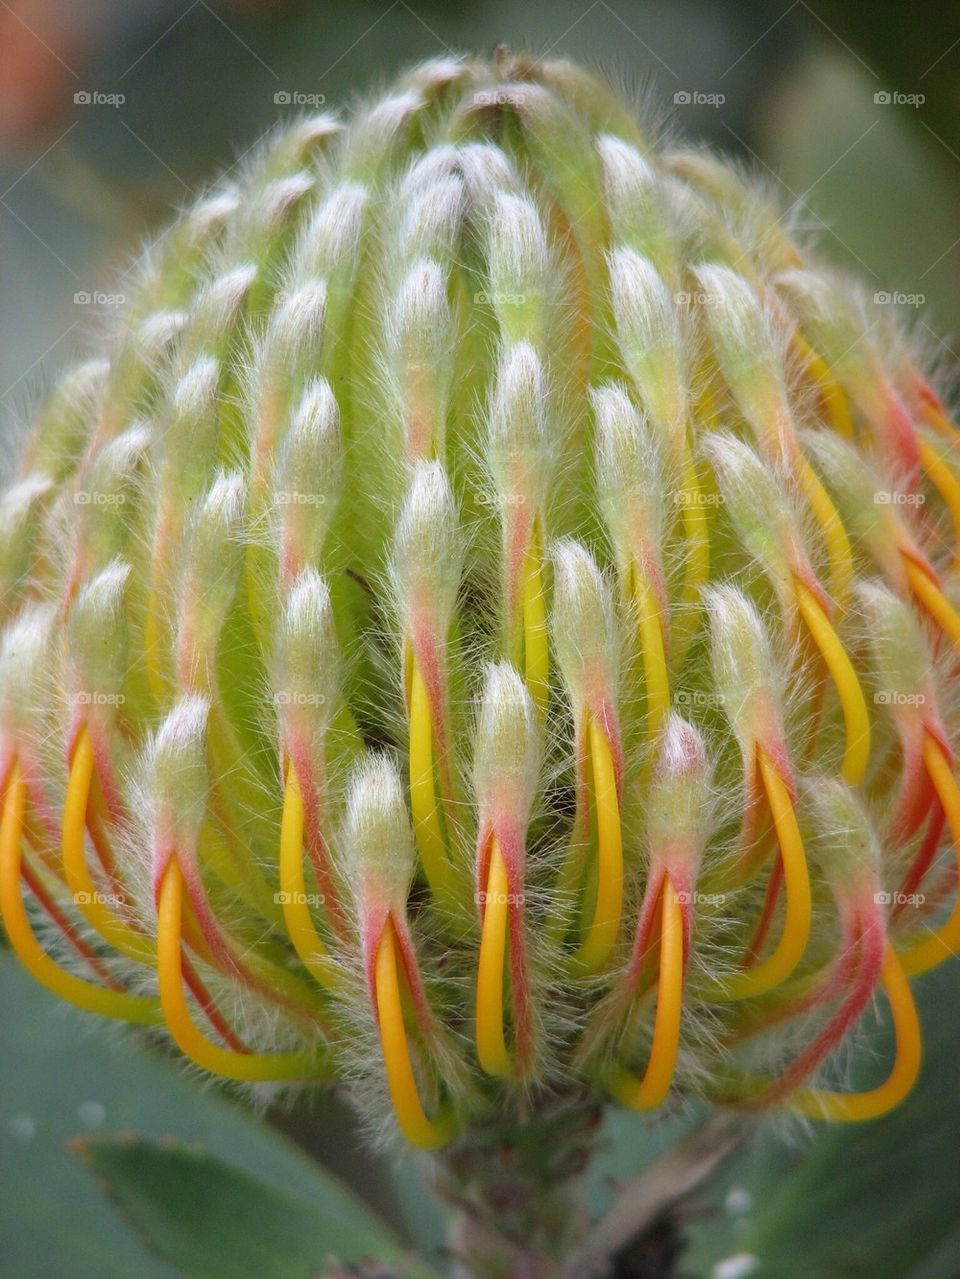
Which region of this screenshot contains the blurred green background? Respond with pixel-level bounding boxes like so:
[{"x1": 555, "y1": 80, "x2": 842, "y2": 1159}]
[{"x1": 2, "y1": 3, "x2": 960, "y2": 1277}]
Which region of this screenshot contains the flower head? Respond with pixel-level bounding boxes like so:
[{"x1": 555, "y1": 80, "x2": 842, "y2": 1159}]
[{"x1": 2, "y1": 53, "x2": 958, "y2": 1147}]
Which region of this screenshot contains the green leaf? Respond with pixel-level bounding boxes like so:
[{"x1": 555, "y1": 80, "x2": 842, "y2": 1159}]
[
  {"x1": 684, "y1": 961, "x2": 960, "y2": 1278},
  {"x1": 74, "y1": 1136, "x2": 413, "y2": 1279},
  {"x1": 0, "y1": 954, "x2": 414, "y2": 1279}
]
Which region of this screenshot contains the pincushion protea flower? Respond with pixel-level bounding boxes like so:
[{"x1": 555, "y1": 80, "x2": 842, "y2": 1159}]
[{"x1": 2, "y1": 49, "x2": 959, "y2": 1259}]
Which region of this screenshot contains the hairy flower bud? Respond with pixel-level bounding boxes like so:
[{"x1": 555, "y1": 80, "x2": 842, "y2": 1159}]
[{"x1": 0, "y1": 54, "x2": 953, "y2": 1150}]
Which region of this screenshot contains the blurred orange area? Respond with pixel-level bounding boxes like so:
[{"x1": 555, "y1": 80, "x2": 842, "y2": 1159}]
[{"x1": 0, "y1": 0, "x2": 89, "y2": 148}]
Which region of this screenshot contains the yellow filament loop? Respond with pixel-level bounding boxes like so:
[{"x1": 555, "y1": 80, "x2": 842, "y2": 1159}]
[
  {"x1": 899, "y1": 736, "x2": 960, "y2": 976},
  {"x1": 374, "y1": 916, "x2": 454, "y2": 1148},
  {"x1": 716, "y1": 748, "x2": 811, "y2": 1001},
  {"x1": 408, "y1": 652, "x2": 456, "y2": 904},
  {"x1": 673, "y1": 446, "x2": 710, "y2": 658},
  {"x1": 796, "y1": 455, "x2": 854, "y2": 606},
  {"x1": 520, "y1": 518, "x2": 549, "y2": 718},
  {"x1": 63, "y1": 726, "x2": 154, "y2": 963},
  {"x1": 573, "y1": 717, "x2": 624, "y2": 974},
  {"x1": 918, "y1": 441, "x2": 960, "y2": 572},
  {"x1": 475, "y1": 837, "x2": 511, "y2": 1077},
  {"x1": 905, "y1": 559, "x2": 960, "y2": 650},
  {"x1": 278, "y1": 766, "x2": 337, "y2": 990},
  {"x1": 792, "y1": 333, "x2": 854, "y2": 438},
  {"x1": 609, "y1": 876, "x2": 684, "y2": 1110},
  {"x1": 157, "y1": 858, "x2": 328, "y2": 1082},
  {"x1": 794, "y1": 577, "x2": 870, "y2": 785},
  {"x1": 1, "y1": 762, "x2": 160, "y2": 1026},
  {"x1": 630, "y1": 563, "x2": 669, "y2": 746},
  {"x1": 790, "y1": 943, "x2": 921, "y2": 1121}
]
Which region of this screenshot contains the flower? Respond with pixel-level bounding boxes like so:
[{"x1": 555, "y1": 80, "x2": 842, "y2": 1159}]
[{"x1": 0, "y1": 51, "x2": 957, "y2": 1149}]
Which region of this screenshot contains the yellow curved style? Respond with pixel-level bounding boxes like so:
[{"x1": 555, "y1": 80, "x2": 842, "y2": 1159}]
[
  {"x1": 918, "y1": 441, "x2": 960, "y2": 572},
  {"x1": 792, "y1": 333, "x2": 854, "y2": 438},
  {"x1": 374, "y1": 916, "x2": 454, "y2": 1148},
  {"x1": 520, "y1": 519, "x2": 549, "y2": 718},
  {"x1": 906, "y1": 559, "x2": 960, "y2": 650},
  {"x1": 278, "y1": 766, "x2": 337, "y2": 989},
  {"x1": 673, "y1": 447, "x2": 710, "y2": 659},
  {"x1": 157, "y1": 857, "x2": 329, "y2": 1082},
  {"x1": 794, "y1": 577, "x2": 870, "y2": 785},
  {"x1": 63, "y1": 725, "x2": 154, "y2": 963},
  {"x1": 898, "y1": 735, "x2": 960, "y2": 976},
  {"x1": 715, "y1": 747, "x2": 812, "y2": 1001},
  {"x1": 631, "y1": 565, "x2": 670, "y2": 746},
  {"x1": 408, "y1": 654, "x2": 456, "y2": 903},
  {"x1": 1, "y1": 761, "x2": 161, "y2": 1026},
  {"x1": 790, "y1": 943, "x2": 921, "y2": 1121},
  {"x1": 796, "y1": 454, "x2": 854, "y2": 606},
  {"x1": 609, "y1": 876, "x2": 684, "y2": 1109},
  {"x1": 573, "y1": 717, "x2": 624, "y2": 973},
  {"x1": 475, "y1": 836, "x2": 512, "y2": 1077}
]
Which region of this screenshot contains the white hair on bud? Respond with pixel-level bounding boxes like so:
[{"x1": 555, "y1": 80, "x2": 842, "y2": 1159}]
[
  {"x1": 391, "y1": 460, "x2": 462, "y2": 638},
  {"x1": 591, "y1": 380, "x2": 666, "y2": 559},
  {"x1": 295, "y1": 183, "x2": 368, "y2": 280},
  {"x1": 488, "y1": 192, "x2": 549, "y2": 289},
  {"x1": 705, "y1": 583, "x2": 784, "y2": 755},
  {"x1": 551, "y1": 538, "x2": 618, "y2": 708},
  {"x1": 136, "y1": 310, "x2": 188, "y2": 362},
  {"x1": 398, "y1": 146, "x2": 460, "y2": 201},
  {"x1": 398, "y1": 177, "x2": 465, "y2": 262},
  {"x1": 194, "y1": 264, "x2": 257, "y2": 333},
  {"x1": 147, "y1": 695, "x2": 210, "y2": 850},
  {"x1": 608, "y1": 246, "x2": 686, "y2": 434},
  {"x1": 341, "y1": 752, "x2": 417, "y2": 907},
  {"x1": 173, "y1": 355, "x2": 220, "y2": 420},
  {"x1": 273, "y1": 566, "x2": 340, "y2": 734},
  {"x1": 0, "y1": 473, "x2": 52, "y2": 531},
  {"x1": 473, "y1": 661, "x2": 541, "y2": 825},
  {"x1": 261, "y1": 172, "x2": 314, "y2": 231},
  {"x1": 458, "y1": 141, "x2": 519, "y2": 210},
  {"x1": 74, "y1": 557, "x2": 130, "y2": 618},
  {"x1": 490, "y1": 340, "x2": 547, "y2": 457},
  {"x1": 389, "y1": 258, "x2": 450, "y2": 357}
]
